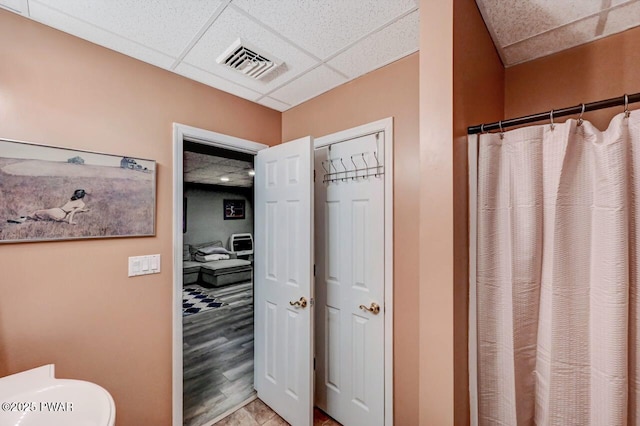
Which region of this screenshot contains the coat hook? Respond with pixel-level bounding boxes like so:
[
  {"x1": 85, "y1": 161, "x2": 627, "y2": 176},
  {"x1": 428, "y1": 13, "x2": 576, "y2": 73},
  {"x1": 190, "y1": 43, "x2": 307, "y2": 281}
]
[
  {"x1": 361, "y1": 153, "x2": 369, "y2": 179},
  {"x1": 329, "y1": 159, "x2": 339, "y2": 183},
  {"x1": 340, "y1": 158, "x2": 348, "y2": 181},
  {"x1": 320, "y1": 160, "x2": 330, "y2": 183},
  {"x1": 373, "y1": 151, "x2": 381, "y2": 177},
  {"x1": 350, "y1": 155, "x2": 358, "y2": 180}
]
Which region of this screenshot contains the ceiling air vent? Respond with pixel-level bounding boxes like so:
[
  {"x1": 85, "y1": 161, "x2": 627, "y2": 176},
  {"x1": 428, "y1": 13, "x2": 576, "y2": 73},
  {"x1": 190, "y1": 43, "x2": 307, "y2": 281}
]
[{"x1": 217, "y1": 39, "x2": 282, "y2": 80}]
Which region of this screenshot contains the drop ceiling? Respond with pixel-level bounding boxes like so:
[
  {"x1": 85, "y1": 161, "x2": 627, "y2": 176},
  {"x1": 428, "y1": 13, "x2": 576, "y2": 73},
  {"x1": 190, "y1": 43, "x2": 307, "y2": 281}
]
[
  {"x1": 0, "y1": 0, "x2": 419, "y2": 112},
  {"x1": 476, "y1": 0, "x2": 640, "y2": 66},
  {"x1": 2, "y1": 1, "x2": 639, "y2": 104},
  {"x1": 184, "y1": 151, "x2": 254, "y2": 187}
]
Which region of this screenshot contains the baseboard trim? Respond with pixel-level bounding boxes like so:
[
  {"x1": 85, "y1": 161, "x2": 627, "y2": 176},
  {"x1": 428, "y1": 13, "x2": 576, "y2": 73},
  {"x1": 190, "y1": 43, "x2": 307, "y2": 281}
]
[{"x1": 200, "y1": 393, "x2": 258, "y2": 426}]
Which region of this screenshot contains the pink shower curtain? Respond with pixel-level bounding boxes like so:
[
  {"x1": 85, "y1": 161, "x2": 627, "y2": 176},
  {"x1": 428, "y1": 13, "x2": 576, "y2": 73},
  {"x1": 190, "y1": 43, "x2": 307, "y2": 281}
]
[{"x1": 476, "y1": 112, "x2": 640, "y2": 425}]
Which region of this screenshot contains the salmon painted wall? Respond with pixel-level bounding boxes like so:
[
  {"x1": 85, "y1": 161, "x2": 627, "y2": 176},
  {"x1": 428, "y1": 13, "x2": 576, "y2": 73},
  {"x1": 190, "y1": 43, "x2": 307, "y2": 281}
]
[
  {"x1": 419, "y1": 0, "x2": 504, "y2": 423},
  {"x1": 419, "y1": 0, "x2": 455, "y2": 421},
  {"x1": 0, "y1": 10, "x2": 280, "y2": 426},
  {"x1": 282, "y1": 53, "x2": 420, "y2": 425},
  {"x1": 505, "y1": 25, "x2": 640, "y2": 129},
  {"x1": 452, "y1": 0, "x2": 504, "y2": 424}
]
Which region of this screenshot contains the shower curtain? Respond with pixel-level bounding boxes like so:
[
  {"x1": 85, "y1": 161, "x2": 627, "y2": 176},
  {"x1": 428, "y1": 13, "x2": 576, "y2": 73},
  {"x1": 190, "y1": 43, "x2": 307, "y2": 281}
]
[{"x1": 475, "y1": 112, "x2": 640, "y2": 425}]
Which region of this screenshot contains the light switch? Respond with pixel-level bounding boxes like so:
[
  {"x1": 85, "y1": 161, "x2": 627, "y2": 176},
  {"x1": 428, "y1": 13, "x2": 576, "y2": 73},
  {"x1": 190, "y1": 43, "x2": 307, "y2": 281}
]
[{"x1": 129, "y1": 254, "x2": 161, "y2": 277}]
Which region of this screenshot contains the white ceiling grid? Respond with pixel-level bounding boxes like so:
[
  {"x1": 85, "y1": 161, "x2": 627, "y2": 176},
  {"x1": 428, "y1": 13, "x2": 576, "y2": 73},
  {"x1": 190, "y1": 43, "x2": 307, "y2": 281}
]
[
  {"x1": 4, "y1": 1, "x2": 639, "y2": 101},
  {"x1": 0, "y1": 0, "x2": 419, "y2": 111},
  {"x1": 181, "y1": 5, "x2": 318, "y2": 96},
  {"x1": 476, "y1": 0, "x2": 640, "y2": 66}
]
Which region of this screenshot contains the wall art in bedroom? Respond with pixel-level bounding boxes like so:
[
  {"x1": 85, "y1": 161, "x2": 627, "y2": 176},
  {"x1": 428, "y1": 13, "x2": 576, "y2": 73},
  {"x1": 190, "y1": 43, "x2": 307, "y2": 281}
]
[
  {"x1": 0, "y1": 138, "x2": 156, "y2": 243},
  {"x1": 223, "y1": 199, "x2": 245, "y2": 220}
]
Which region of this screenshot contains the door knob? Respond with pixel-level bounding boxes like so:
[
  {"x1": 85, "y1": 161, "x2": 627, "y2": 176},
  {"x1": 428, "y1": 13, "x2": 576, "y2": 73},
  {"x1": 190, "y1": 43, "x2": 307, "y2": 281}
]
[
  {"x1": 289, "y1": 297, "x2": 308, "y2": 309},
  {"x1": 359, "y1": 302, "x2": 380, "y2": 315}
]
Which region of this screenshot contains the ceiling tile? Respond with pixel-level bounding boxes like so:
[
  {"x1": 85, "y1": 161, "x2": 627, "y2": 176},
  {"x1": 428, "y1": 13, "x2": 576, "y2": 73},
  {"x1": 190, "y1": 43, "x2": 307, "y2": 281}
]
[
  {"x1": 174, "y1": 63, "x2": 262, "y2": 101},
  {"x1": 0, "y1": 0, "x2": 26, "y2": 14},
  {"x1": 502, "y1": 16, "x2": 599, "y2": 65},
  {"x1": 269, "y1": 65, "x2": 347, "y2": 106},
  {"x1": 477, "y1": 0, "x2": 616, "y2": 47},
  {"x1": 232, "y1": 0, "x2": 417, "y2": 59},
  {"x1": 182, "y1": 6, "x2": 318, "y2": 95},
  {"x1": 327, "y1": 11, "x2": 418, "y2": 79},
  {"x1": 604, "y1": 1, "x2": 640, "y2": 37},
  {"x1": 184, "y1": 152, "x2": 254, "y2": 187},
  {"x1": 31, "y1": 0, "x2": 223, "y2": 57},
  {"x1": 257, "y1": 97, "x2": 291, "y2": 112},
  {"x1": 612, "y1": 0, "x2": 637, "y2": 6},
  {"x1": 8, "y1": 1, "x2": 421, "y2": 109},
  {"x1": 28, "y1": 2, "x2": 175, "y2": 68}
]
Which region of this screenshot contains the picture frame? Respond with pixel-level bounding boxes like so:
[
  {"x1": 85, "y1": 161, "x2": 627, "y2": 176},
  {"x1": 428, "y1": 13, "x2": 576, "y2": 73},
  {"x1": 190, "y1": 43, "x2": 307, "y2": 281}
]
[
  {"x1": 223, "y1": 199, "x2": 245, "y2": 220},
  {"x1": 183, "y1": 197, "x2": 188, "y2": 234},
  {"x1": 0, "y1": 138, "x2": 156, "y2": 243}
]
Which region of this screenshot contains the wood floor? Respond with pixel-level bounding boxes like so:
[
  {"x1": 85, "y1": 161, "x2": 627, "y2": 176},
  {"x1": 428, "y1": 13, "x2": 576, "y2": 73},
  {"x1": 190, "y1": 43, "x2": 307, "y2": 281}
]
[
  {"x1": 183, "y1": 281, "x2": 255, "y2": 426},
  {"x1": 183, "y1": 281, "x2": 343, "y2": 426}
]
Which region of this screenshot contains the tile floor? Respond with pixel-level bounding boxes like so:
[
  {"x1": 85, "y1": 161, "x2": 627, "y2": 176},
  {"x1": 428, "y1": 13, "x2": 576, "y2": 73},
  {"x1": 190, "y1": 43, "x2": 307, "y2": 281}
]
[{"x1": 214, "y1": 398, "x2": 342, "y2": 426}]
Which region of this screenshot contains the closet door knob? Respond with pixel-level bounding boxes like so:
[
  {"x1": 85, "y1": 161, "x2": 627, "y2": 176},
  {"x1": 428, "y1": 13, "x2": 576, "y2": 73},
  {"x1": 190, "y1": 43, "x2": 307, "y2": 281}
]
[
  {"x1": 289, "y1": 297, "x2": 308, "y2": 309},
  {"x1": 359, "y1": 302, "x2": 380, "y2": 315}
]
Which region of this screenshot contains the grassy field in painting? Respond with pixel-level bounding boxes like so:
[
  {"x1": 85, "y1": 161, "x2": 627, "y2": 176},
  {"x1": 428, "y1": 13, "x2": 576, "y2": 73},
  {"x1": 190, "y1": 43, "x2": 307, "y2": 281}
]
[{"x1": 0, "y1": 158, "x2": 155, "y2": 242}]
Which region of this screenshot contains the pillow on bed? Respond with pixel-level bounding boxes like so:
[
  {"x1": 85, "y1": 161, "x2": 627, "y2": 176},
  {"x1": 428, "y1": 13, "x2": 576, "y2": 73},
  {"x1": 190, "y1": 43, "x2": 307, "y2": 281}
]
[
  {"x1": 195, "y1": 253, "x2": 230, "y2": 262},
  {"x1": 197, "y1": 245, "x2": 230, "y2": 255},
  {"x1": 189, "y1": 240, "x2": 223, "y2": 256}
]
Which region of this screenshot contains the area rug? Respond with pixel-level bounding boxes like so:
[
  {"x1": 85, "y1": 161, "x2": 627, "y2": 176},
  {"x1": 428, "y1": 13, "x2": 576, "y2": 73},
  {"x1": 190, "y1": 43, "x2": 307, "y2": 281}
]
[{"x1": 183, "y1": 287, "x2": 227, "y2": 317}]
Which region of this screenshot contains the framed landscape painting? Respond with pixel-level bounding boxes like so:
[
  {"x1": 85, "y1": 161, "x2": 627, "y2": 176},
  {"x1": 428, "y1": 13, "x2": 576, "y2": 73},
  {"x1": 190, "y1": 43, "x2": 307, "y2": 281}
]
[{"x1": 0, "y1": 138, "x2": 156, "y2": 243}]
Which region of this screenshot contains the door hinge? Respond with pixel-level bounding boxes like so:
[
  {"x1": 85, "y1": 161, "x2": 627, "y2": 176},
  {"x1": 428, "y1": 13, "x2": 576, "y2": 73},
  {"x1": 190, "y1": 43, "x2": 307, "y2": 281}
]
[
  {"x1": 310, "y1": 297, "x2": 314, "y2": 307},
  {"x1": 313, "y1": 169, "x2": 316, "y2": 182}
]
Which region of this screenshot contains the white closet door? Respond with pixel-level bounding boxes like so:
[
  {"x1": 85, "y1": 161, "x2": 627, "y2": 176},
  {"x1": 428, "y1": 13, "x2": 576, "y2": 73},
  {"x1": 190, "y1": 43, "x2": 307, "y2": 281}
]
[
  {"x1": 314, "y1": 134, "x2": 385, "y2": 426},
  {"x1": 255, "y1": 136, "x2": 314, "y2": 426}
]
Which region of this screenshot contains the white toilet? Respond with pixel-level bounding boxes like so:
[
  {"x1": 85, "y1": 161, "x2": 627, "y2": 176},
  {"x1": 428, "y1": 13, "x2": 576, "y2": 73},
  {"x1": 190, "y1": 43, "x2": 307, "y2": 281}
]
[{"x1": 0, "y1": 364, "x2": 115, "y2": 426}]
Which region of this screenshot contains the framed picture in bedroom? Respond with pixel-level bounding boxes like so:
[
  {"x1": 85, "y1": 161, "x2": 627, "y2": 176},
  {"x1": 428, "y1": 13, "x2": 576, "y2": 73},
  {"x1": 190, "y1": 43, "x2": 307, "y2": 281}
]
[
  {"x1": 223, "y1": 199, "x2": 245, "y2": 220},
  {"x1": 0, "y1": 138, "x2": 156, "y2": 243},
  {"x1": 183, "y1": 197, "x2": 187, "y2": 233}
]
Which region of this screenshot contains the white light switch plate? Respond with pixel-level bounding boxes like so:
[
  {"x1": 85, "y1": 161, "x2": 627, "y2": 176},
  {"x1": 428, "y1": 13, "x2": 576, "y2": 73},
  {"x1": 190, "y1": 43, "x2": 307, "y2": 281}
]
[{"x1": 128, "y1": 254, "x2": 161, "y2": 277}]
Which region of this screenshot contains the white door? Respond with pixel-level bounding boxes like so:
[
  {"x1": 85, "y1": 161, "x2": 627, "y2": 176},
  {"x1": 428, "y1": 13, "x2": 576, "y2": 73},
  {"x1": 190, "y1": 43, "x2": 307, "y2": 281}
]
[
  {"x1": 314, "y1": 133, "x2": 385, "y2": 425},
  {"x1": 255, "y1": 136, "x2": 314, "y2": 426}
]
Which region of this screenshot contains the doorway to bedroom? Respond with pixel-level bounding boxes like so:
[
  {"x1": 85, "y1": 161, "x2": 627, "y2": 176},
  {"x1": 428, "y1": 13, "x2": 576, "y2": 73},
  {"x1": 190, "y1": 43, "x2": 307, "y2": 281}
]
[
  {"x1": 173, "y1": 121, "x2": 393, "y2": 426},
  {"x1": 181, "y1": 141, "x2": 256, "y2": 426}
]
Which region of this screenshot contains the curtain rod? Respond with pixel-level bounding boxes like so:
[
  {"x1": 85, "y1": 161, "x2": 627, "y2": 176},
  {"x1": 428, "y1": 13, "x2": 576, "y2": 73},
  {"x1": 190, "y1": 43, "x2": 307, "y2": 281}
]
[{"x1": 467, "y1": 92, "x2": 640, "y2": 135}]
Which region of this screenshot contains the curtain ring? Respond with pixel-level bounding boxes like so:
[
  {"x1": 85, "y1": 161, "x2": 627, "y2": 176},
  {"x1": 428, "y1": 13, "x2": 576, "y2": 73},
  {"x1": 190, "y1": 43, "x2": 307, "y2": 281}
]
[
  {"x1": 499, "y1": 120, "x2": 504, "y2": 140},
  {"x1": 625, "y1": 94, "x2": 631, "y2": 118},
  {"x1": 549, "y1": 109, "x2": 555, "y2": 131},
  {"x1": 577, "y1": 103, "x2": 585, "y2": 126},
  {"x1": 480, "y1": 123, "x2": 486, "y2": 134}
]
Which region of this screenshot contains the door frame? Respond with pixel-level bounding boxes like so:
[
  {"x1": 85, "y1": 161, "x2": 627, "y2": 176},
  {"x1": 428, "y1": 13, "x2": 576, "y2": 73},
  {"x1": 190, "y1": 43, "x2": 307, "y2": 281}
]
[
  {"x1": 314, "y1": 117, "x2": 394, "y2": 426},
  {"x1": 172, "y1": 119, "x2": 394, "y2": 425},
  {"x1": 172, "y1": 123, "x2": 268, "y2": 426}
]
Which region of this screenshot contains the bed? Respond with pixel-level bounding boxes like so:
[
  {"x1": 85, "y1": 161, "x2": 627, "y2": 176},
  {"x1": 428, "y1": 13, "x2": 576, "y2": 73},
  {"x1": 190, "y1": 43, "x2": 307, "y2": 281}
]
[{"x1": 183, "y1": 241, "x2": 252, "y2": 287}]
